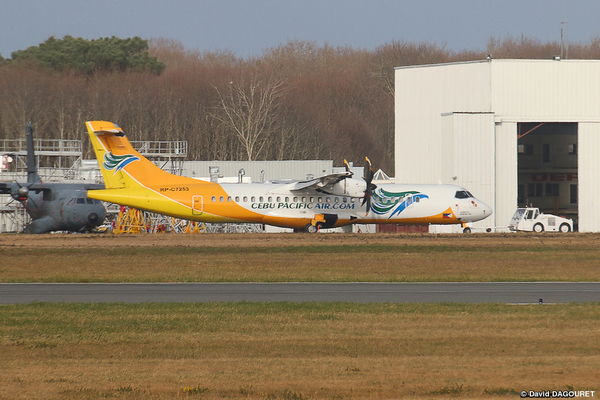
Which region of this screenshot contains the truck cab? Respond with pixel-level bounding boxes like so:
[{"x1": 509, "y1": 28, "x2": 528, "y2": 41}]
[{"x1": 509, "y1": 207, "x2": 573, "y2": 233}]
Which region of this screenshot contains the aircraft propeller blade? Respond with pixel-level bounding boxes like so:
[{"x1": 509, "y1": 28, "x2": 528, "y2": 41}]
[
  {"x1": 343, "y1": 159, "x2": 353, "y2": 176},
  {"x1": 361, "y1": 157, "x2": 377, "y2": 215}
]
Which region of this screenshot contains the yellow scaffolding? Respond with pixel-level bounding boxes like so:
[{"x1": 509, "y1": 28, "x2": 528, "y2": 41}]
[
  {"x1": 182, "y1": 220, "x2": 207, "y2": 234},
  {"x1": 112, "y1": 207, "x2": 208, "y2": 234},
  {"x1": 114, "y1": 206, "x2": 149, "y2": 234}
]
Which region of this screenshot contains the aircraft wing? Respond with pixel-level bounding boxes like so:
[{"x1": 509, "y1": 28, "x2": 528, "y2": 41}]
[
  {"x1": 283, "y1": 172, "x2": 352, "y2": 192},
  {"x1": 0, "y1": 182, "x2": 105, "y2": 196},
  {"x1": 0, "y1": 182, "x2": 15, "y2": 194},
  {"x1": 82, "y1": 184, "x2": 106, "y2": 190}
]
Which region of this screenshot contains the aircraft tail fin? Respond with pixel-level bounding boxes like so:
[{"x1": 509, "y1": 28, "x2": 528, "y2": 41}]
[
  {"x1": 85, "y1": 121, "x2": 180, "y2": 189},
  {"x1": 26, "y1": 122, "x2": 41, "y2": 184}
]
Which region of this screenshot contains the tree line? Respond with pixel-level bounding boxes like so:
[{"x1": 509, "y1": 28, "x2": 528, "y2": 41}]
[{"x1": 2, "y1": 35, "x2": 600, "y2": 172}]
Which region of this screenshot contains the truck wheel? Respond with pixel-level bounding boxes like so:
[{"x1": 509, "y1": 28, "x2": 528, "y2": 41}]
[
  {"x1": 305, "y1": 223, "x2": 318, "y2": 233},
  {"x1": 559, "y1": 223, "x2": 571, "y2": 233},
  {"x1": 533, "y1": 223, "x2": 544, "y2": 233}
]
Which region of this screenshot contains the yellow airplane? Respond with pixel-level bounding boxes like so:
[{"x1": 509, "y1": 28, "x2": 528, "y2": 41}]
[{"x1": 85, "y1": 121, "x2": 492, "y2": 233}]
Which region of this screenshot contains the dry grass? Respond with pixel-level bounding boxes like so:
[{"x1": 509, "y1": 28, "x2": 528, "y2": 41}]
[
  {"x1": 1, "y1": 302, "x2": 599, "y2": 399},
  {"x1": 1, "y1": 232, "x2": 599, "y2": 399},
  {"x1": 1, "y1": 233, "x2": 600, "y2": 282}
]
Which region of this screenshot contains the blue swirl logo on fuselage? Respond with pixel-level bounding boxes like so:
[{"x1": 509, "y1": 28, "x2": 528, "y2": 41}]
[
  {"x1": 370, "y1": 188, "x2": 429, "y2": 219},
  {"x1": 103, "y1": 152, "x2": 140, "y2": 175}
]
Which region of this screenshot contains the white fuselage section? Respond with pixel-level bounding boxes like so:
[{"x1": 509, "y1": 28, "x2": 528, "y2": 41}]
[{"x1": 196, "y1": 181, "x2": 492, "y2": 230}]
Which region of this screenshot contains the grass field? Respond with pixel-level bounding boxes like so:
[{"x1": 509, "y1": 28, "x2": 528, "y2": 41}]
[
  {"x1": 1, "y1": 232, "x2": 599, "y2": 399},
  {"x1": 2, "y1": 233, "x2": 600, "y2": 282},
  {"x1": 1, "y1": 302, "x2": 599, "y2": 399}
]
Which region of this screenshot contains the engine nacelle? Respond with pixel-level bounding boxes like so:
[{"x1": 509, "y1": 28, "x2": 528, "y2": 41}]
[{"x1": 321, "y1": 177, "x2": 366, "y2": 198}]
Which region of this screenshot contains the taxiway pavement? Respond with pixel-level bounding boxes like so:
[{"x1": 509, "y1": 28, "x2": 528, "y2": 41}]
[{"x1": 1, "y1": 282, "x2": 599, "y2": 303}]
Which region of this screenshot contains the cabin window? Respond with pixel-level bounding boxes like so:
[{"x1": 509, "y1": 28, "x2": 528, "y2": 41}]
[
  {"x1": 526, "y1": 210, "x2": 534, "y2": 219},
  {"x1": 268, "y1": 196, "x2": 273, "y2": 202},
  {"x1": 335, "y1": 197, "x2": 339, "y2": 203},
  {"x1": 235, "y1": 196, "x2": 240, "y2": 202},
  {"x1": 227, "y1": 196, "x2": 232, "y2": 202},
  {"x1": 318, "y1": 197, "x2": 323, "y2": 203},
  {"x1": 243, "y1": 196, "x2": 248, "y2": 202},
  {"x1": 276, "y1": 196, "x2": 281, "y2": 202},
  {"x1": 251, "y1": 196, "x2": 256, "y2": 202},
  {"x1": 211, "y1": 196, "x2": 216, "y2": 202},
  {"x1": 309, "y1": 197, "x2": 314, "y2": 203},
  {"x1": 326, "y1": 197, "x2": 331, "y2": 203},
  {"x1": 343, "y1": 197, "x2": 348, "y2": 203},
  {"x1": 293, "y1": 197, "x2": 298, "y2": 202},
  {"x1": 259, "y1": 196, "x2": 264, "y2": 202},
  {"x1": 285, "y1": 197, "x2": 290, "y2": 202},
  {"x1": 302, "y1": 197, "x2": 306, "y2": 202}
]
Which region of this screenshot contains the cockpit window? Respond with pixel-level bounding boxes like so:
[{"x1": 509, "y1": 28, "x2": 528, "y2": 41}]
[
  {"x1": 454, "y1": 190, "x2": 473, "y2": 199},
  {"x1": 86, "y1": 198, "x2": 95, "y2": 204},
  {"x1": 76, "y1": 198, "x2": 86, "y2": 204}
]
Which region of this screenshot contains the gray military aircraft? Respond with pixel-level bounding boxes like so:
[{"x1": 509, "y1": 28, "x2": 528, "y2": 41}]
[{"x1": 0, "y1": 123, "x2": 106, "y2": 233}]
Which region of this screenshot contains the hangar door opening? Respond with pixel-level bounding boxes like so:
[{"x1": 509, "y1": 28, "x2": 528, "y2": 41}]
[{"x1": 517, "y1": 122, "x2": 578, "y2": 229}]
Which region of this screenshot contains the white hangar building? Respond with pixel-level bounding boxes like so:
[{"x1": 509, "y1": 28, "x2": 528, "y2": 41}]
[{"x1": 395, "y1": 59, "x2": 600, "y2": 232}]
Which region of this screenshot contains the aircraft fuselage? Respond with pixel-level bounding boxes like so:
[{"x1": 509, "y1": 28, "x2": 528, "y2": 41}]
[{"x1": 88, "y1": 180, "x2": 491, "y2": 231}]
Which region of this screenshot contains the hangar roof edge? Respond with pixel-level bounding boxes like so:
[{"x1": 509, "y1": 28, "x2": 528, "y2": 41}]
[{"x1": 395, "y1": 59, "x2": 600, "y2": 70}]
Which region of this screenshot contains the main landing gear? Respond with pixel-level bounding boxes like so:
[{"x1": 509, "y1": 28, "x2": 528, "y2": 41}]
[{"x1": 305, "y1": 223, "x2": 320, "y2": 233}]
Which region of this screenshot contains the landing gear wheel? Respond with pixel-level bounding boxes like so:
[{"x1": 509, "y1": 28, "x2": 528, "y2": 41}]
[
  {"x1": 305, "y1": 223, "x2": 318, "y2": 233},
  {"x1": 462, "y1": 227, "x2": 472, "y2": 234},
  {"x1": 533, "y1": 223, "x2": 544, "y2": 233},
  {"x1": 559, "y1": 223, "x2": 571, "y2": 233}
]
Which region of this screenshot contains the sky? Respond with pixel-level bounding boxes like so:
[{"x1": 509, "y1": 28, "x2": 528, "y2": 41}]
[{"x1": 1, "y1": 0, "x2": 599, "y2": 59}]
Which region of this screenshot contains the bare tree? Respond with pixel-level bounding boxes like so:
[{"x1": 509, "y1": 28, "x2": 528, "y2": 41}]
[{"x1": 212, "y1": 72, "x2": 286, "y2": 161}]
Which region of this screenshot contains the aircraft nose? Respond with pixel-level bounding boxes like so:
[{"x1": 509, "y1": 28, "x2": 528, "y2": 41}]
[{"x1": 477, "y1": 200, "x2": 493, "y2": 219}]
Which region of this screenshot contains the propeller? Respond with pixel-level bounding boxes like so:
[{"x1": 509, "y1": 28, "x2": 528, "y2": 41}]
[
  {"x1": 13, "y1": 181, "x2": 40, "y2": 210},
  {"x1": 361, "y1": 157, "x2": 377, "y2": 214}
]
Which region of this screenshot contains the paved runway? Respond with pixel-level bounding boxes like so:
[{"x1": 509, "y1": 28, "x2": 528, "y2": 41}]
[{"x1": 1, "y1": 282, "x2": 599, "y2": 303}]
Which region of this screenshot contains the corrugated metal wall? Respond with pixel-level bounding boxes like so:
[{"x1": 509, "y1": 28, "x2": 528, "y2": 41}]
[
  {"x1": 491, "y1": 60, "x2": 600, "y2": 118},
  {"x1": 578, "y1": 123, "x2": 600, "y2": 232},
  {"x1": 494, "y1": 121, "x2": 518, "y2": 230},
  {"x1": 440, "y1": 113, "x2": 496, "y2": 230},
  {"x1": 395, "y1": 61, "x2": 491, "y2": 184},
  {"x1": 395, "y1": 59, "x2": 600, "y2": 231}
]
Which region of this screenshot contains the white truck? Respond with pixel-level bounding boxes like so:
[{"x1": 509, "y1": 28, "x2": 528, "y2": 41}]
[{"x1": 509, "y1": 207, "x2": 573, "y2": 233}]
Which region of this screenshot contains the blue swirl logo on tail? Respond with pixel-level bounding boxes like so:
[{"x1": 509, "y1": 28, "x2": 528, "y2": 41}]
[{"x1": 103, "y1": 152, "x2": 139, "y2": 175}]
